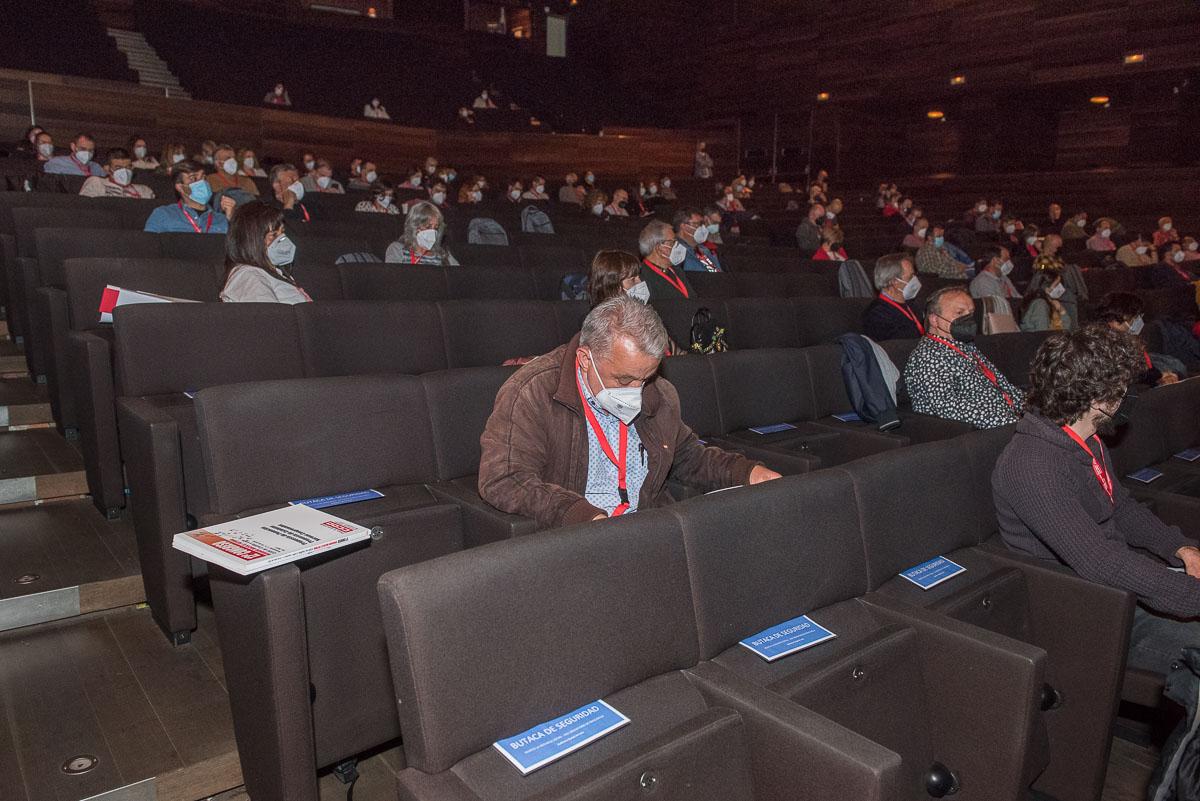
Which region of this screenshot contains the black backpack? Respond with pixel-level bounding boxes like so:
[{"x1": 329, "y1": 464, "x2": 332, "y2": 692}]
[{"x1": 689, "y1": 307, "x2": 729, "y2": 354}]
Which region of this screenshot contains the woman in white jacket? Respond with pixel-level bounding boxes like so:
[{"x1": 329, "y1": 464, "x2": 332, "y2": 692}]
[{"x1": 220, "y1": 201, "x2": 311, "y2": 304}]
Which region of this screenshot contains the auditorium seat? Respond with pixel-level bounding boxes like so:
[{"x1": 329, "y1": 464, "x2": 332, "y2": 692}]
[
  {"x1": 338, "y1": 263, "x2": 451, "y2": 301},
  {"x1": 439, "y1": 299, "x2": 566, "y2": 367},
  {"x1": 298, "y1": 301, "x2": 449, "y2": 377}
]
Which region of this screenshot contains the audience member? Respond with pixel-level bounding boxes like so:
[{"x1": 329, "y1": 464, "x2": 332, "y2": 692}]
[
  {"x1": 702, "y1": 206, "x2": 724, "y2": 246},
  {"x1": 363, "y1": 97, "x2": 390, "y2": 119},
  {"x1": 638, "y1": 220, "x2": 694, "y2": 299},
  {"x1": 472, "y1": 89, "x2": 497, "y2": 109},
  {"x1": 1020, "y1": 270, "x2": 1076, "y2": 333},
  {"x1": 1087, "y1": 219, "x2": 1116, "y2": 252},
  {"x1": 1153, "y1": 216, "x2": 1180, "y2": 249},
  {"x1": 12, "y1": 125, "x2": 44, "y2": 159},
  {"x1": 347, "y1": 161, "x2": 379, "y2": 191},
  {"x1": 399, "y1": 169, "x2": 423, "y2": 190},
  {"x1": 1115, "y1": 233, "x2": 1154, "y2": 267},
  {"x1": 159, "y1": 143, "x2": 187, "y2": 172},
  {"x1": 195, "y1": 140, "x2": 217, "y2": 168},
  {"x1": 478, "y1": 295, "x2": 778, "y2": 527},
  {"x1": 606, "y1": 188, "x2": 630, "y2": 217},
  {"x1": 459, "y1": 178, "x2": 484, "y2": 205},
  {"x1": 826, "y1": 197, "x2": 844, "y2": 224},
  {"x1": 385, "y1": 201, "x2": 458, "y2": 265},
  {"x1": 220, "y1": 201, "x2": 310, "y2": 304},
  {"x1": 975, "y1": 202, "x2": 1003, "y2": 234},
  {"x1": 264, "y1": 82, "x2": 292, "y2": 107},
  {"x1": 143, "y1": 160, "x2": 233, "y2": 233},
  {"x1": 300, "y1": 158, "x2": 345, "y2": 194},
  {"x1": 80, "y1": 148, "x2": 154, "y2": 198},
  {"x1": 43, "y1": 133, "x2": 105, "y2": 176},
  {"x1": 584, "y1": 189, "x2": 608, "y2": 218},
  {"x1": 1044, "y1": 203, "x2": 1064, "y2": 234},
  {"x1": 673, "y1": 208, "x2": 721, "y2": 273},
  {"x1": 559, "y1": 173, "x2": 583, "y2": 204},
  {"x1": 423, "y1": 156, "x2": 439, "y2": 177},
  {"x1": 33, "y1": 130, "x2": 54, "y2": 163},
  {"x1": 264, "y1": 163, "x2": 314, "y2": 223},
  {"x1": 862, "y1": 253, "x2": 924, "y2": 341},
  {"x1": 994, "y1": 325, "x2": 1200, "y2": 679},
  {"x1": 694, "y1": 141, "x2": 714, "y2": 179},
  {"x1": 299, "y1": 152, "x2": 316, "y2": 174},
  {"x1": 427, "y1": 181, "x2": 448, "y2": 209},
  {"x1": 1151, "y1": 244, "x2": 1198, "y2": 291},
  {"x1": 812, "y1": 225, "x2": 848, "y2": 262},
  {"x1": 1095, "y1": 293, "x2": 1180, "y2": 386},
  {"x1": 1061, "y1": 211, "x2": 1089, "y2": 240},
  {"x1": 504, "y1": 179, "x2": 524, "y2": 203},
  {"x1": 916, "y1": 224, "x2": 968, "y2": 279},
  {"x1": 658, "y1": 175, "x2": 676, "y2": 201},
  {"x1": 904, "y1": 286, "x2": 1023, "y2": 428},
  {"x1": 716, "y1": 185, "x2": 745, "y2": 213},
  {"x1": 969, "y1": 245, "x2": 1019, "y2": 301},
  {"x1": 1184, "y1": 237, "x2": 1200, "y2": 262},
  {"x1": 237, "y1": 148, "x2": 266, "y2": 178},
  {"x1": 902, "y1": 219, "x2": 928, "y2": 250},
  {"x1": 129, "y1": 136, "x2": 158, "y2": 170},
  {"x1": 207, "y1": 144, "x2": 259, "y2": 196},
  {"x1": 588, "y1": 250, "x2": 650, "y2": 306},
  {"x1": 521, "y1": 178, "x2": 549, "y2": 200},
  {"x1": 795, "y1": 203, "x2": 826, "y2": 256},
  {"x1": 355, "y1": 181, "x2": 399, "y2": 215},
  {"x1": 583, "y1": 170, "x2": 597, "y2": 187}
]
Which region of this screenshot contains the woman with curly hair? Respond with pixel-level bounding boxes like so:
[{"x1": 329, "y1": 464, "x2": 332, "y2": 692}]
[{"x1": 993, "y1": 324, "x2": 1200, "y2": 681}]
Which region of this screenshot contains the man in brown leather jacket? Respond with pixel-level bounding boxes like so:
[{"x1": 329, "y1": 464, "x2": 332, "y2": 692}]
[{"x1": 479, "y1": 295, "x2": 779, "y2": 528}]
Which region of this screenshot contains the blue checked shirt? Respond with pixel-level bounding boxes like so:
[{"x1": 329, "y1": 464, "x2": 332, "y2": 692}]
[{"x1": 578, "y1": 367, "x2": 648, "y2": 515}]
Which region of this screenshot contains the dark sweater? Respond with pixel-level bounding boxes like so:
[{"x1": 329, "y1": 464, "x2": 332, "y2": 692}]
[
  {"x1": 640, "y1": 259, "x2": 695, "y2": 301},
  {"x1": 993, "y1": 412, "x2": 1199, "y2": 617},
  {"x1": 861, "y1": 296, "x2": 923, "y2": 342}
]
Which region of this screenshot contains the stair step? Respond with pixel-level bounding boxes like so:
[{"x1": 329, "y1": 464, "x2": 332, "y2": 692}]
[
  {"x1": 0, "y1": 430, "x2": 88, "y2": 507},
  {"x1": 0, "y1": 377, "x2": 53, "y2": 432}
]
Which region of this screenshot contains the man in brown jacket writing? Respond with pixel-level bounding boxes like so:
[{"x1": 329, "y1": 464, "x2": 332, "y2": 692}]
[{"x1": 479, "y1": 295, "x2": 780, "y2": 527}]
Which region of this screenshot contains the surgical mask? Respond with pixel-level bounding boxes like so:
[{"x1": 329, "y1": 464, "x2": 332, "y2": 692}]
[
  {"x1": 1100, "y1": 228, "x2": 1111, "y2": 238},
  {"x1": 948, "y1": 312, "x2": 977, "y2": 343},
  {"x1": 1047, "y1": 282, "x2": 1066, "y2": 300},
  {"x1": 431, "y1": 192, "x2": 446, "y2": 205},
  {"x1": 648, "y1": 185, "x2": 657, "y2": 195},
  {"x1": 933, "y1": 236, "x2": 945, "y2": 247},
  {"x1": 915, "y1": 228, "x2": 927, "y2": 238},
  {"x1": 111, "y1": 168, "x2": 132, "y2": 186},
  {"x1": 222, "y1": 158, "x2": 237, "y2": 175},
  {"x1": 706, "y1": 222, "x2": 719, "y2": 234},
  {"x1": 639, "y1": 186, "x2": 646, "y2": 196},
  {"x1": 1004, "y1": 224, "x2": 1015, "y2": 234},
  {"x1": 585, "y1": 174, "x2": 595, "y2": 184},
  {"x1": 204, "y1": 154, "x2": 214, "y2": 165},
  {"x1": 187, "y1": 179, "x2": 211, "y2": 205},
  {"x1": 267, "y1": 234, "x2": 296, "y2": 266},
  {"x1": 1000, "y1": 260, "x2": 1013, "y2": 276},
  {"x1": 668, "y1": 241, "x2": 687, "y2": 266},
  {"x1": 662, "y1": 179, "x2": 671, "y2": 188},
  {"x1": 976, "y1": 204, "x2": 987, "y2": 213},
  {"x1": 626, "y1": 281, "x2": 651, "y2": 303},
  {"x1": 992, "y1": 210, "x2": 1002, "y2": 219},
  {"x1": 448, "y1": 172, "x2": 457, "y2": 182},
  {"x1": 509, "y1": 189, "x2": 521, "y2": 201},
  {"x1": 376, "y1": 196, "x2": 392, "y2": 208},
  {"x1": 410, "y1": 176, "x2": 421, "y2": 187},
  {"x1": 275, "y1": 87, "x2": 284, "y2": 96},
  {"x1": 1163, "y1": 223, "x2": 1173, "y2": 231},
  {"x1": 243, "y1": 157, "x2": 255, "y2": 169},
  {"x1": 592, "y1": 203, "x2": 604, "y2": 216},
  {"x1": 415, "y1": 228, "x2": 438, "y2": 251},
  {"x1": 1026, "y1": 236, "x2": 1037, "y2": 245},
  {"x1": 365, "y1": 170, "x2": 377, "y2": 183},
  {"x1": 38, "y1": 143, "x2": 53, "y2": 158},
  {"x1": 536, "y1": 184, "x2": 545, "y2": 194},
  {"x1": 426, "y1": 164, "x2": 437, "y2": 174},
  {"x1": 1097, "y1": 392, "x2": 1137, "y2": 427},
  {"x1": 900, "y1": 275, "x2": 921, "y2": 301},
  {"x1": 75, "y1": 149, "x2": 92, "y2": 164},
  {"x1": 317, "y1": 175, "x2": 332, "y2": 189},
  {"x1": 725, "y1": 193, "x2": 734, "y2": 202},
  {"x1": 692, "y1": 223, "x2": 708, "y2": 244},
  {"x1": 1136, "y1": 245, "x2": 1148, "y2": 255},
  {"x1": 172, "y1": 153, "x2": 186, "y2": 164},
  {"x1": 826, "y1": 211, "x2": 835, "y2": 220},
  {"x1": 1189, "y1": 242, "x2": 1199, "y2": 252},
  {"x1": 134, "y1": 146, "x2": 147, "y2": 159},
  {"x1": 473, "y1": 191, "x2": 483, "y2": 201},
  {"x1": 585, "y1": 354, "x2": 643, "y2": 425},
  {"x1": 304, "y1": 160, "x2": 315, "y2": 171},
  {"x1": 1174, "y1": 250, "x2": 1186, "y2": 263},
  {"x1": 1129, "y1": 315, "x2": 1145, "y2": 335}
]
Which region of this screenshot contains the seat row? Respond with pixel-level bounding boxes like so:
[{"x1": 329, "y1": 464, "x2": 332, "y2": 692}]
[{"x1": 184, "y1": 397, "x2": 1131, "y2": 801}]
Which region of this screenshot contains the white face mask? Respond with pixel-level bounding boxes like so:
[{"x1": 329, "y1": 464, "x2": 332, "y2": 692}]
[
  {"x1": 267, "y1": 234, "x2": 296, "y2": 266},
  {"x1": 222, "y1": 158, "x2": 237, "y2": 175},
  {"x1": 317, "y1": 175, "x2": 332, "y2": 189},
  {"x1": 365, "y1": 170, "x2": 377, "y2": 183},
  {"x1": 38, "y1": 143, "x2": 53, "y2": 158},
  {"x1": 376, "y1": 196, "x2": 392, "y2": 208},
  {"x1": 509, "y1": 189, "x2": 521, "y2": 201},
  {"x1": 900, "y1": 275, "x2": 921, "y2": 301},
  {"x1": 692, "y1": 222, "x2": 708, "y2": 243},
  {"x1": 1026, "y1": 236, "x2": 1037, "y2": 245},
  {"x1": 585, "y1": 174, "x2": 595, "y2": 184},
  {"x1": 592, "y1": 203, "x2": 604, "y2": 216},
  {"x1": 134, "y1": 146, "x2": 147, "y2": 159},
  {"x1": 172, "y1": 152, "x2": 186, "y2": 164},
  {"x1": 1047, "y1": 281, "x2": 1066, "y2": 300},
  {"x1": 826, "y1": 211, "x2": 835, "y2": 220},
  {"x1": 410, "y1": 176, "x2": 422, "y2": 187},
  {"x1": 473, "y1": 191, "x2": 483, "y2": 202},
  {"x1": 536, "y1": 184, "x2": 545, "y2": 194},
  {"x1": 1174, "y1": 250, "x2": 1186, "y2": 263},
  {"x1": 976, "y1": 204, "x2": 987, "y2": 213},
  {"x1": 1000, "y1": 260, "x2": 1013, "y2": 275},
  {"x1": 915, "y1": 228, "x2": 927, "y2": 238},
  {"x1": 304, "y1": 160, "x2": 315, "y2": 171},
  {"x1": 648, "y1": 185, "x2": 658, "y2": 195},
  {"x1": 287, "y1": 180, "x2": 305, "y2": 200},
  {"x1": 1129, "y1": 315, "x2": 1145, "y2": 335},
  {"x1": 662, "y1": 179, "x2": 671, "y2": 188},
  {"x1": 431, "y1": 192, "x2": 445, "y2": 205},
  {"x1": 668, "y1": 241, "x2": 687, "y2": 266},
  {"x1": 415, "y1": 228, "x2": 438, "y2": 251},
  {"x1": 1163, "y1": 223, "x2": 1173, "y2": 231},
  {"x1": 706, "y1": 222, "x2": 719, "y2": 234},
  {"x1": 626, "y1": 281, "x2": 651, "y2": 303},
  {"x1": 1136, "y1": 245, "x2": 1148, "y2": 255},
  {"x1": 1004, "y1": 224, "x2": 1015, "y2": 234},
  {"x1": 1100, "y1": 228, "x2": 1111, "y2": 238},
  {"x1": 1189, "y1": 242, "x2": 1199, "y2": 252},
  {"x1": 243, "y1": 157, "x2": 255, "y2": 169},
  {"x1": 75, "y1": 149, "x2": 92, "y2": 164},
  {"x1": 725, "y1": 193, "x2": 734, "y2": 202},
  {"x1": 111, "y1": 168, "x2": 132, "y2": 186},
  {"x1": 585, "y1": 353, "x2": 643, "y2": 425}
]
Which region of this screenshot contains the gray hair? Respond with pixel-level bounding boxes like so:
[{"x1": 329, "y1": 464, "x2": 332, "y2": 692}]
[
  {"x1": 873, "y1": 253, "x2": 909, "y2": 291},
  {"x1": 637, "y1": 220, "x2": 673, "y2": 257},
  {"x1": 580, "y1": 295, "x2": 669, "y2": 359},
  {"x1": 402, "y1": 201, "x2": 449, "y2": 264},
  {"x1": 925, "y1": 285, "x2": 971, "y2": 320}
]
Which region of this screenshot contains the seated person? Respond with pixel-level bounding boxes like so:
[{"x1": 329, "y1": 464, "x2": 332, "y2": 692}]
[
  {"x1": 1116, "y1": 233, "x2": 1154, "y2": 267},
  {"x1": 348, "y1": 161, "x2": 379, "y2": 191},
  {"x1": 916, "y1": 225, "x2": 969, "y2": 278},
  {"x1": 426, "y1": 181, "x2": 449, "y2": 209},
  {"x1": 589, "y1": 250, "x2": 650, "y2": 307},
  {"x1": 716, "y1": 185, "x2": 745, "y2": 213},
  {"x1": 811, "y1": 225, "x2": 848, "y2": 261},
  {"x1": 263, "y1": 164, "x2": 314, "y2": 223},
  {"x1": 794, "y1": 203, "x2": 825, "y2": 255},
  {"x1": 129, "y1": 136, "x2": 158, "y2": 170},
  {"x1": 237, "y1": 148, "x2": 266, "y2": 178},
  {"x1": 158, "y1": 142, "x2": 187, "y2": 173},
  {"x1": 13, "y1": 125, "x2": 43, "y2": 159},
  {"x1": 1153, "y1": 216, "x2": 1180, "y2": 250},
  {"x1": 702, "y1": 205, "x2": 724, "y2": 246},
  {"x1": 974, "y1": 202, "x2": 1002, "y2": 234},
  {"x1": 300, "y1": 158, "x2": 345, "y2": 194},
  {"x1": 478, "y1": 295, "x2": 779, "y2": 527},
  {"x1": 904, "y1": 286, "x2": 1024, "y2": 428},
  {"x1": 862, "y1": 253, "x2": 924, "y2": 341},
  {"x1": 1086, "y1": 219, "x2": 1116, "y2": 251},
  {"x1": 1094, "y1": 292, "x2": 1180, "y2": 386},
  {"x1": 826, "y1": 197, "x2": 844, "y2": 224},
  {"x1": 584, "y1": 189, "x2": 608, "y2": 218},
  {"x1": 458, "y1": 177, "x2": 484, "y2": 205},
  {"x1": 33, "y1": 130, "x2": 55, "y2": 163},
  {"x1": 143, "y1": 160, "x2": 233, "y2": 233},
  {"x1": 658, "y1": 175, "x2": 677, "y2": 201},
  {"x1": 44, "y1": 133, "x2": 105, "y2": 176},
  {"x1": 195, "y1": 140, "x2": 217, "y2": 168},
  {"x1": 558, "y1": 172, "x2": 583, "y2": 204},
  {"x1": 638, "y1": 220, "x2": 695, "y2": 300},
  {"x1": 363, "y1": 97, "x2": 390, "y2": 120},
  {"x1": 605, "y1": 188, "x2": 631, "y2": 217},
  {"x1": 1060, "y1": 211, "x2": 1089, "y2": 240},
  {"x1": 1151, "y1": 244, "x2": 1198, "y2": 290},
  {"x1": 220, "y1": 201, "x2": 311, "y2": 304},
  {"x1": 1020, "y1": 269, "x2": 1076, "y2": 333},
  {"x1": 969, "y1": 245, "x2": 1019, "y2": 301},
  {"x1": 384, "y1": 201, "x2": 458, "y2": 265},
  {"x1": 80, "y1": 148, "x2": 154, "y2": 198},
  {"x1": 399, "y1": 169, "x2": 424, "y2": 190},
  {"x1": 673, "y1": 208, "x2": 721, "y2": 272},
  {"x1": 1184, "y1": 236, "x2": 1200, "y2": 262},
  {"x1": 902, "y1": 219, "x2": 928, "y2": 250},
  {"x1": 994, "y1": 324, "x2": 1200, "y2": 680},
  {"x1": 355, "y1": 181, "x2": 399, "y2": 214},
  {"x1": 505, "y1": 180, "x2": 524, "y2": 203},
  {"x1": 1044, "y1": 202, "x2": 1064, "y2": 234},
  {"x1": 207, "y1": 144, "x2": 259, "y2": 196},
  {"x1": 521, "y1": 177, "x2": 549, "y2": 200}
]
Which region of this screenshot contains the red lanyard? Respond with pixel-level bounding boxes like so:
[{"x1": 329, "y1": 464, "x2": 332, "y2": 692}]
[
  {"x1": 410, "y1": 250, "x2": 423, "y2": 265},
  {"x1": 1142, "y1": 348, "x2": 1153, "y2": 369},
  {"x1": 575, "y1": 362, "x2": 630, "y2": 516},
  {"x1": 1061, "y1": 426, "x2": 1114, "y2": 503},
  {"x1": 299, "y1": 203, "x2": 310, "y2": 223},
  {"x1": 109, "y1": 179, "x2": 138, "y2": 198},
  {"x1": 70, "y1": 155, "x2": 89, "y2": 174},
  {"x1": 695, "y1": 247, "x2": 717, "y2": 272},
  {"x1": 1173, "y1": 263, "x2": 1193, "y2": 281},
  {"x1": 878, "y1": 293, "x2": 924, "y2": 335},
  {"x1": 177, "y1": 202, "x2": 213, "y2": 233},
  {"x1": 642, "y1": 258, "x2": 689, "y2": 298},
  {"x1": 927, "y1": 335, "x2": 1014, "y2": 408}
]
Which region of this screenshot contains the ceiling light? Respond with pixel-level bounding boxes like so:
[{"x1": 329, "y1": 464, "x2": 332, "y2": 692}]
[
  {"x1": 1123, "y1": 53, "x2": 1145, "y2": 65},
  {"x1": 1089, "y1": 95, "x2": 1110, "y2": 104},
  {"x1": 926, "y1": 109, "x2": 945, "y2": 120},
  {"x1": 950, "y1": 75, "x2": 966, "y2": 86},
  {"x1": 816, "y1": 91, "x2": 830, "y2": 102}
]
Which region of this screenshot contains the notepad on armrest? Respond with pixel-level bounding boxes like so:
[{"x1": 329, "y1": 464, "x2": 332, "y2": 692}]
[
  {"x1": 749, "y1": 422, "x2": 797, "y2": 435},
  {"x1": 831, "y1": 411, "x2": 863, "y2": 423},
  {"x1": 1175, "y1": 448, "x2": 1200, "y2": 463},
  {"x1": 1126, "y1": 467, "x2": 1164, "y2": 484},
  {"x1": 172, "y1": 504, "x2": 370, "y2": 576},
  {"x1": 99, "y1": 285, "x2": 199, "y2": 323}
]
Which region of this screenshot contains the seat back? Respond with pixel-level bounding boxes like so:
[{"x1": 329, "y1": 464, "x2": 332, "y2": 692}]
[
  {"x1": 422, "y1": 366, "x2": 519, "y2": 480},
  {"x1": 723, "y1": 298, "x2": 799, "y2": 348},
  {"x1": 195, "y1": 375, "x2": 438, "y2": 516},
  {"x1": 439, "y1": 299, "x2": 562, "y2": 367},
  {"x1": 794, "y1": 297, "x2": 871, "y2": 345},
  {"x1": 377, "y1": 510, "x2": 698, "y2": 773},
  {"x1": 36, "y1": 228, "x2": 161, "y2": 288},
  {"x1": 975, "y1": 331, "x2": 1051, "y2": 390},
  {"x1": 157, "y1": 231, "x2": 227, "y2": 263},
  {"x1": 338, "y1": 263, "x2": 451, "y2": 301},
  {"x1": 297, "y1": 300, "x2": 448, "y2": 376},
  {"x1": 12, "y1": 207, "x2": 122, "y2": 257},
  {"x1": 444, "y1": 265, "x2": 537, "y2": 299},
  {"x1": 65, "y1": 257, "x2": 221, "y2": 332},
  {"x1": 659, "y1": 355, "x2": 723, "y2": 436},
  {"x1": 709, "y1": 349, "x2": 813, "y2": 431}
]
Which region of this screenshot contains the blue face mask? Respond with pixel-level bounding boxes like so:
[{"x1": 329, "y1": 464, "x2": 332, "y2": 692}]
[
  {"x1": 933, "y1": 236, "x2": 945, "y2": 248},
  {"x1": 187, "y1": 179, "x2": 212, "y2": 206}
]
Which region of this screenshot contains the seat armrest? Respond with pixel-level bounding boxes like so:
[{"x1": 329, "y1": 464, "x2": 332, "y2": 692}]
[
  {"x1": 68, "y1": 330, "x2": 125, "y2": 514},
  {"x1": 686, "y1": 661, "x2": 905, "y2": 801},
  {"x1": 15, "y1": 256, "x2": 41, "y2": 375},
  {"x1": 427, "y1": 479, "x2": 539, "y2": 547},
  {"x1": 35, "y1": 286, "x2": 74, "y2": 427}
]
